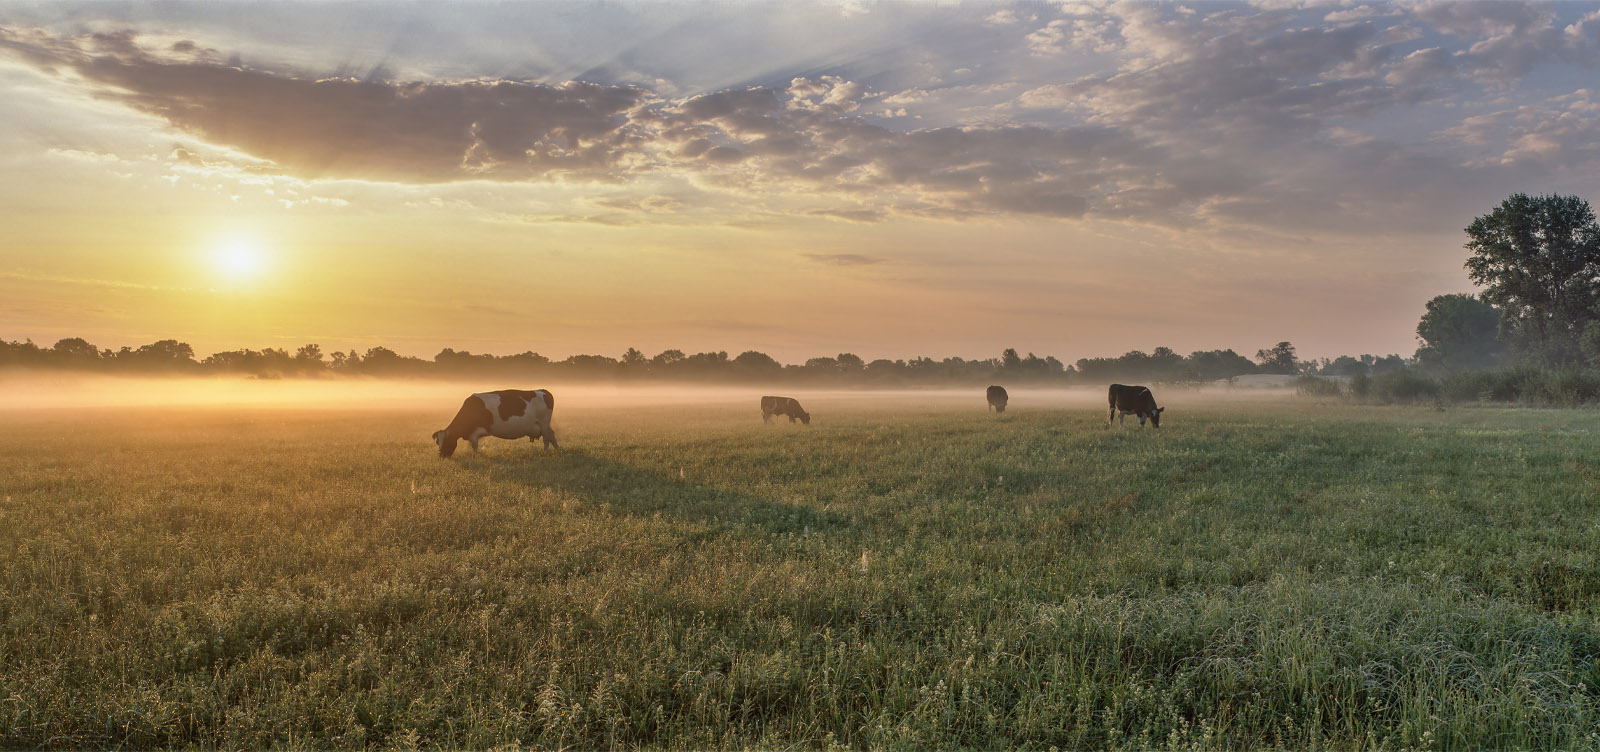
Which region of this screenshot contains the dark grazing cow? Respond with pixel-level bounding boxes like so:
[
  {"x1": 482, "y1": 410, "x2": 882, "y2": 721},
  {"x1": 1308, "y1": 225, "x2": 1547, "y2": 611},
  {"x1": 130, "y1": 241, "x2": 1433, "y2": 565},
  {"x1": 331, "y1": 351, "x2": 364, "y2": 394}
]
[
  {"x1": 434, "y1": 389, "x2": 558, "y2": 457},
  {"x1": 761, "y1": 395, "x2": 810, "y2": 424},
  {"x1": 987, "y1": 385, "x2": 1009, "y2": 413},
  {"x1": 1108, "y1": 384, "x2": 1164, "y2": 428}
]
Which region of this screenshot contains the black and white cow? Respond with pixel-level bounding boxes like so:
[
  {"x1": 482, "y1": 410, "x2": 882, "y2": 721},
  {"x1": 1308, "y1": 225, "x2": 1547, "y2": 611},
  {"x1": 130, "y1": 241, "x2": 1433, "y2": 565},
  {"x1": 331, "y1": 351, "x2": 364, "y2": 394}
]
[
  {"x1": 1108, "y1": 384, "x2": 1164, "y2": 428},
  {"x1": 760, "y1": 395, "x2": 810, "y2": 424},
  {"x1": 986, "y1": 385, "x2": 1009, "y2": 413},
  {"x1": 434, "y1": 389, "x2": 558, "y2": 457}
]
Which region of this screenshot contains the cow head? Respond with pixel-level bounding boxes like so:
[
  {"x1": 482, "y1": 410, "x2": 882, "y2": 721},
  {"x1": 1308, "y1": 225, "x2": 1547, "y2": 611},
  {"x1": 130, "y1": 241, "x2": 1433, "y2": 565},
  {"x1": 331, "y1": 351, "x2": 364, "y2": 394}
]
[
  {"x1": 994, "y1": 401, "x2": 1006, "y2": 413},
  {"x1": 799, "y1": 411, "x2": 811, "y2": 425},
  {"x1": 433, "y1": 429, "x2": 459, "y2": 458},
  {"x1": 1149, "y1": 406, "x2": 1164, "y2": 428}
]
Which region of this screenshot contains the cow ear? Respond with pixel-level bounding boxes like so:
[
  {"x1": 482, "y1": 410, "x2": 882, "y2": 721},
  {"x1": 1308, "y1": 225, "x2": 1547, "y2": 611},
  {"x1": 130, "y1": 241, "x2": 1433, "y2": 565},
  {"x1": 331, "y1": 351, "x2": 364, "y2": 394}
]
[{"x1": 1157, "y1": 407, "x2": 1165, "y2": 413}]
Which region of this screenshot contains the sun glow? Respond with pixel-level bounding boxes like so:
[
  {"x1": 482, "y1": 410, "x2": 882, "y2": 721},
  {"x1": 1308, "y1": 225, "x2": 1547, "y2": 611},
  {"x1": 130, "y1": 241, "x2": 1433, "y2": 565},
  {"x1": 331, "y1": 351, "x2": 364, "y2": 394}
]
[{"x1": 213, "y1": 237, "x2": 268, "y2": 283}]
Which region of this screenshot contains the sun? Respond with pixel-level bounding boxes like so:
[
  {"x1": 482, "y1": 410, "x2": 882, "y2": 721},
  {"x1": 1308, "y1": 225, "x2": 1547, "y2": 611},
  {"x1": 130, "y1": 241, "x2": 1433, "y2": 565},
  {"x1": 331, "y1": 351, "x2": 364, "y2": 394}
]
[{"x1": 212, "y1": 237, "x2": 268, "y2": 283}]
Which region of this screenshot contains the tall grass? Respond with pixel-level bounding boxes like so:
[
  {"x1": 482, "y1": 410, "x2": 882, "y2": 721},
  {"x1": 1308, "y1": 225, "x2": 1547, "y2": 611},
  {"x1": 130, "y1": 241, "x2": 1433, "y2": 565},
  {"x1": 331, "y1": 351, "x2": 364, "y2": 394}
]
[{"x1": 2, "y1": 402, "x2": 1598, "y2": 749}]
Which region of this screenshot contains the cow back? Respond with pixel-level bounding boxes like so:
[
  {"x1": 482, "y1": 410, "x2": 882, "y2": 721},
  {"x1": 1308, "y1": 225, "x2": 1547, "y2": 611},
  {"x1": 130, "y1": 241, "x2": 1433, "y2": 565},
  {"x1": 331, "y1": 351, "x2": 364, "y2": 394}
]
[{"x1": 1109, "y1": 384, "x2": 1156, "y2": 412}]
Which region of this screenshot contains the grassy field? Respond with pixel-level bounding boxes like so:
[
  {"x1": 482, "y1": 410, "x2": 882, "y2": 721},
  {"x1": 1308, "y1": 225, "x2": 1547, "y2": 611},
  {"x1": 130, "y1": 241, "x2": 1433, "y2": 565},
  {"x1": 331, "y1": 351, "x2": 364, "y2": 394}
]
[{"x1": 3, "y1": 392, "x2": 1599, "y2": 749}]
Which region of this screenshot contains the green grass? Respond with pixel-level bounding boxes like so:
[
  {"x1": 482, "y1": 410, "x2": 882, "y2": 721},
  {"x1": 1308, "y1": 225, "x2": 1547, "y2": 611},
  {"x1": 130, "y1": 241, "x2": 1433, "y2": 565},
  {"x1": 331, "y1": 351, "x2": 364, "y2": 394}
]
[{"x1": 2, "y1": 399, "x2": 1599, "y2": 749}]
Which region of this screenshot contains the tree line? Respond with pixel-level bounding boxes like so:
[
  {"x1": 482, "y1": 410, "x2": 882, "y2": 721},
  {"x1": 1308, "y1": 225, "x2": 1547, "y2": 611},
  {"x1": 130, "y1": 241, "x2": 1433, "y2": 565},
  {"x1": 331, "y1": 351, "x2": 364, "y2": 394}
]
[
  {"x1": 0, "y1": 335, "x2": 1395, "y2": 386},
  {"x1": 1316, "y1": 191, "x2": 1600, "y2": 405}
]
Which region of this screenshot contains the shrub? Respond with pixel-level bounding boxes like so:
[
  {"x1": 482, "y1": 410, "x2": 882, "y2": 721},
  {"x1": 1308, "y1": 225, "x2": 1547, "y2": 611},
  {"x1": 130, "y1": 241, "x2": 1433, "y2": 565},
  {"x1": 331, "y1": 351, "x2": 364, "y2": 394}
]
[
  {"x1": 1518, "y1": 366, "x2": 1600, "y2": 406},
  {"x1": 1428, "y1": 365, "x2": 1600, "y2": 405},
  {"x1": 1370, "y1": 368, "x2": 1440, "y2": 403},
  {"x1": 1295, "y1": 375, "x2": 1343, "y2": 398},
  {"x1": 1439, "y1": 371, "x2": 1500, "y2": 403},
  {"x1": 1348, "y1": 372, "x2": 1372, "y2": 400}
]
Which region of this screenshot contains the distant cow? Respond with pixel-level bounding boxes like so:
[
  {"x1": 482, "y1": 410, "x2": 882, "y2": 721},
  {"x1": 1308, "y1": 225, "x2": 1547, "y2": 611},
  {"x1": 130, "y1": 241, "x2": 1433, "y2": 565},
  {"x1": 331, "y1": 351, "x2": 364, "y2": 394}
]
[
  {"x1": 1108, "y1": 384, "x2": 1164, "y2": 428},
  {"x1": 434, "y1": 389, "x2": 558, "y2": 457},
  {"x1": 761, "y1": 395, "x2": 811, "y2": 425},
  {"x1": 987, "y1": 385, "x2": 1009, "y2": 413}
]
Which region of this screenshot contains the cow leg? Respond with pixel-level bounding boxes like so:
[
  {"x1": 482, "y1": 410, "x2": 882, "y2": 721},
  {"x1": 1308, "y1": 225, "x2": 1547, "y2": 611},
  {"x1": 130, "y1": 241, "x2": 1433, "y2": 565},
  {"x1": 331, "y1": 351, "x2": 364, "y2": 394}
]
[
  {"x1": 1108, "y1": 406, "x2": 1115, "y2": 426},
  {"x1": 542, "y1": 427, "x2": 559, "y2": 450},
  {"x1": 762, "y1": 411, "x2": 772, "y2": 424},
  {"x1": 789, "y1": 415, "x2": 796, "y2": 423},
  {"x1": 469, "y1": 437, "x2": 481, "y2": 452}
]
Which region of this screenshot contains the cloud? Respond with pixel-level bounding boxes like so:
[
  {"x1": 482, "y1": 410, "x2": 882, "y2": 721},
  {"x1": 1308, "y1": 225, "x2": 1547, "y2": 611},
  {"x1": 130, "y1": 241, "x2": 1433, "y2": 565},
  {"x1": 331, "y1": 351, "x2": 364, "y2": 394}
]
[
  {"x1": 0, "y1": 29, "x2": 1146, "y2": 220},
  {"x1": 1440, "y1": 89, "x2": 1600, "y2": 170},
  {"x1": 1409, "y1": 1, "x2": 1600, "y2": 80},
  {"x1": 802, "y1": 253, "x2": 885, "y2": 266},
  {"x1": 806, "y1": 208, "x2": 884, "y2": 223},
  {"x1": 4, "y1": 2, "x2": 1599, "y2": 236},
  {"x1": 0, "y1": 28, "x2": 652, "y2": 181}
]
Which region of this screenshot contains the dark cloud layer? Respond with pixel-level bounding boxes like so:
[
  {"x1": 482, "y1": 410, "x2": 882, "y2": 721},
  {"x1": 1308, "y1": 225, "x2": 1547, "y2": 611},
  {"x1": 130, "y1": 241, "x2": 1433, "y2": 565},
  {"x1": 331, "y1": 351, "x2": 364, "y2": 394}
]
[
  {"x1": 2, "y1": 27, "x2": 1119, "y2": 219},
  {"x1": 3, "y1": 1, "x2": 1599, "y2": 233}
]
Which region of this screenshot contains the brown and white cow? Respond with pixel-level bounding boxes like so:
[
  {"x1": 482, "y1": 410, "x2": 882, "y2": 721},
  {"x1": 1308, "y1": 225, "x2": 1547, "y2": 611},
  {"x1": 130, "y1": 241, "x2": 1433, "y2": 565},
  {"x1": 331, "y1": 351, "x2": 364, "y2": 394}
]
[
  {"x1": 1108, "y1": 384, "x2": 1164, "y2": 428},
  {"x1": 986, "y1": 385, "x2": 1009, "y2": 413},
  {"x1": 760, "y1": 395, "x2": 810, "y2": 425},
  {"x1": 433, "y1": 389, "x2": 558, "y2": 457}
]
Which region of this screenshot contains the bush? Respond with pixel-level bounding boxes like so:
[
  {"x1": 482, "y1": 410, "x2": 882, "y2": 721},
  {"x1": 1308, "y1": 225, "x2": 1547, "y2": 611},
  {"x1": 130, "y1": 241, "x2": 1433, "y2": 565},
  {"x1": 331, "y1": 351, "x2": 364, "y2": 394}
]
[
  {"x1": 1427, "y1": 365, "x2": 1600, "y2": 405},
  {"x1": 1295, "y1": 375, "x2": 1343, "y2": 398},
  {"x1": 1369, "y1": 369, "x2": 1440, "y2": 403},
  {"x1": 1349, "y1": 372, "x2": 1371, "y2": 399},
  {"x1": 1515, "y1": 366, "x2": 1600, "y2": 405},
  {"x1": 1439, "y1": 371, "x2": 1500, "y2": 403}
]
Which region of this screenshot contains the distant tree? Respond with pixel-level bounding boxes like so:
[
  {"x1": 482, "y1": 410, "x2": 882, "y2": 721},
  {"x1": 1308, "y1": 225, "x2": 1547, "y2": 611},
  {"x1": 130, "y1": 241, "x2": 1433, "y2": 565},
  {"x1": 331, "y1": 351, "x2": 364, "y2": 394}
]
[
  {"x1": 678, "y1": 351, "x2": 729, "y2": 376},
  {"x1": 125, "y1": 339, "x2": 195, "y2": 370},
  {"x1": 562, "y1": 354, "x2": 621, "y2": 375},
  {"x1": 621, "y1": 347, "x2": 648, "y2": 369},
  {"x1": 864, "y1": 358, "x2": 905, "y2": 382},
  {"x1": 295, "y1": 344, "x2": 323, "y2": 363},
  {"x1": 52, "y1": 337, "x2": 100, "y2": 363},
  {"x1": 1254, "y1": 341, "x2": 1299, "y2": 374},
  {"x1": 360, "y1": 346, "x2": 405, "y2": 373},
  {"x1": 329, "y1": 350, "x2": 359, "y2": 370},
  {"x1": 1149, "y1": 346, "x2": 1183, "y2": 381},
  {"x1": 505, "y1": 351, "x2": 549, "y2": 370},
  {"x1": 1414, "y1": 294, "x2": 1507, "y2": 372},
  {"x1": 651, "y1": 349, "x2": 685, "y2": 369},
  {"x1": 1369, "y1": 354, "x2": 1407, "y2": 374},
  {"x1": 1322, "y1": 355, "x2": 1368, "y2": 377},
  {"x1": 732, "y1": 350, "x2": 782, "y2": 379},
  {"x1": 1186, "y1": 349, "x2": 1257, "y2": 381},
  {"x1": 1115, "y1": 350, "x2": 1153, "y2": 381},
  {"x1": 1001, "y1": 348, "x2": 1023, "y2": 372},
  {"x1": 804, "y1": 356, "x2": 838, "y2": 377},
  {"x1": 835, "y1": 353, "x2": 865, "y2": 374},
  {"x1": 1464, "y1": 192, "x2": 1600, "y2": 364}
]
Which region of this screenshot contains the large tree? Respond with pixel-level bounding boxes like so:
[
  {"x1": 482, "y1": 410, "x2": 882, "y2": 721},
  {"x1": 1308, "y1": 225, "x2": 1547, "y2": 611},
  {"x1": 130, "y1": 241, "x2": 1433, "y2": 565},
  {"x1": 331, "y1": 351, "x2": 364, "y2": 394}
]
[
  {"x1": 1414, "y1": 294, "x2": 1507, "y2": 372},
  {"x1": 1254, "y1": 341, "x2": 1299, "y2": 374},
  {"x1": 1463, "y1": 193, "x2": 1600, "y2": 364}
]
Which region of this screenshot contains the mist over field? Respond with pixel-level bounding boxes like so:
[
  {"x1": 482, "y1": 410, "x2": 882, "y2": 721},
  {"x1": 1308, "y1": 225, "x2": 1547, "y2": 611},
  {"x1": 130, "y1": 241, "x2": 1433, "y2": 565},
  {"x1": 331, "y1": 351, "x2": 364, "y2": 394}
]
[{"x1": 0, "y1": 372, "x2": 1308, "y2": 417}]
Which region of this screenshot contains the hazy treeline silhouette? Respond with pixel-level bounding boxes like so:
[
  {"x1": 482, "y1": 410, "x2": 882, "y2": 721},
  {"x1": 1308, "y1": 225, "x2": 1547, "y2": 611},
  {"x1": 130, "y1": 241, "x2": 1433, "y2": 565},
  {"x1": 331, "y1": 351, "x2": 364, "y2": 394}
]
[
  {"x1": 1305, "y1": 192, "x2": 1600, "y2": 406},
  {"x1": 0, "y1": 336, "x2": 1401, "y2": 386}
]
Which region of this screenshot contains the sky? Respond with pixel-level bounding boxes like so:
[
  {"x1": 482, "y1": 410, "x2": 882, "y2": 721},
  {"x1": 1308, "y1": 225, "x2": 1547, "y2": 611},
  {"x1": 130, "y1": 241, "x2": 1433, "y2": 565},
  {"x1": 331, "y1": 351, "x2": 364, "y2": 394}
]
[{"x1": 2, "y1": 0, "x2": 1599, "y2": 364}]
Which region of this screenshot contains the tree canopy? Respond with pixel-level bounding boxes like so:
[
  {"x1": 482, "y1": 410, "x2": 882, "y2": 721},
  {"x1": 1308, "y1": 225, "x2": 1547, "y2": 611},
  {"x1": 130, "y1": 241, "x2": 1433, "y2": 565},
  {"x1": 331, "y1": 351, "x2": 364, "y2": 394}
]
[
  {"x1": 1415, "y1": 293, "x2": 1507, "y2": 372},
  {"x1": 1463, "y1": 192, "x2": 1600, "y2": 365}
]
